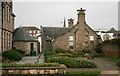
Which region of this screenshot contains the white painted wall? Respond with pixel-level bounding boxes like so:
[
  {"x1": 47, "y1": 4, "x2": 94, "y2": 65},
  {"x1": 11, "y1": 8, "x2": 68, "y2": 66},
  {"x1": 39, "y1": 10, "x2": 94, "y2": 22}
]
[{"x1": 38, "y1": 36, "x2": 42, "y2": 53}]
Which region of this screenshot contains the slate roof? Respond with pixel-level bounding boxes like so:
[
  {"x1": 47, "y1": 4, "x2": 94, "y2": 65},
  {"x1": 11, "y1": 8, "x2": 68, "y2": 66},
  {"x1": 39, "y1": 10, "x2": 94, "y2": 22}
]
[
  {"x1": 22, "y1": 26, "x2": 40, "y2": 31},
  {"x1": 94, "y1": 28, "x2": 117, "y2": 33},
  {"x1": 42, "y1": 27, "x2": 70, "y2": 40},
  {"x1": 13, "y1": 27, "x2": 37, "y2": 42},
  {"x1": 113, "y1": 31, "x2": 120, "y2": 37}
]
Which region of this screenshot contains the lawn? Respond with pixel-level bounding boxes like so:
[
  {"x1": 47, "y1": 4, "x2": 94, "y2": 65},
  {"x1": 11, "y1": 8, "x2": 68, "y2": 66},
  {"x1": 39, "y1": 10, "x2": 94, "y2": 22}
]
[
  {"x1": 65, "y1": 71, "x2": 101, "y2": 76},
  {"x1": 2, "y1": 71, "x2": 101, "y2": 76}
]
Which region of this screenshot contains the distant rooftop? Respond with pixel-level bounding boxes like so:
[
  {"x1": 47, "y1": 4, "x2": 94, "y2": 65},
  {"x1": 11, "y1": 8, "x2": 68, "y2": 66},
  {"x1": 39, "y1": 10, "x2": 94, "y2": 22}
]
[
  {"x1": 42, "y1": 27, "x2": 70, "y2": 39},
  {"x1": 13, "y1": 27, "x2": 37, "y2": 42},
  {"x1": 22, "y1": 26, "x2": 40, "y2": 30}
]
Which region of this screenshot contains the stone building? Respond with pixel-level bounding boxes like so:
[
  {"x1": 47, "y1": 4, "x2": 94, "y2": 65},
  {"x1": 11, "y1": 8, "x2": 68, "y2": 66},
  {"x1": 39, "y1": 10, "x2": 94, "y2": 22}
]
[
  {"x1": 13, "y1": 27, "x2": 39, "y2": 55},
  {"x1": 0, "y1": 0, "x2": 15, "y2": 52},
  {"x1": 95, "y1": 28, "x2": 117, "y2": 41},
  {"x1": 42, "y1": 8, "x2": 99, "y2": 51},
  {"x1": 22, "y1": 26, "x2": 42, "y2": 53}
]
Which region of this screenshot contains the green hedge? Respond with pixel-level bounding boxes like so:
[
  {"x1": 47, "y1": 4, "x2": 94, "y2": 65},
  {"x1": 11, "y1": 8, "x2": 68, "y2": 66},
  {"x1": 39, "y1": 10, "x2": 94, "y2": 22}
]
[
  {"x1": 117, "y1": 59, "x2": 120, "y2": 67},
  {"x1": 103, "y1": 38, "x2": 120, "y2": 45},
  {"x1": 2, "y1": 63, "x2": 60, "y2": 67},
  {"x1": 44, "y1": 51, "x2": 58, "y2": 61},
  {"x1": 16, "y1": 49, "x2": 25, "y2": 55},
  {"x1": 2, "y1": 50, "x2": 23, "y2": 61},
  {"x1": 46, "y1": 57, "x2": 96, "y2": 68}
]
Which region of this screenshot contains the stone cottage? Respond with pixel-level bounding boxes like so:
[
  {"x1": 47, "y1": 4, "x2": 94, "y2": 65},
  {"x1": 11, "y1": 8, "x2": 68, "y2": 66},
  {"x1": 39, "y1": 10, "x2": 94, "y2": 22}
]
[
  {"x1": 13, "y1": 27, "x2": 39, "y2": 55},
  {"x1": 42, "y1": 8, "x2": 99, "y2": 51}
]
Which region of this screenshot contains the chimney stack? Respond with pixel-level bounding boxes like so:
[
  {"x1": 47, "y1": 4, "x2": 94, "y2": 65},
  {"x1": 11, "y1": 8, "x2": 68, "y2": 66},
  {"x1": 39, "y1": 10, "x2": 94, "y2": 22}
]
[
  {"x1": 77, "y1": 8, "x2": 86, "y2": 23},
  {"x1": 68, "y1": 18, "x2": 74, "y2": 28}
]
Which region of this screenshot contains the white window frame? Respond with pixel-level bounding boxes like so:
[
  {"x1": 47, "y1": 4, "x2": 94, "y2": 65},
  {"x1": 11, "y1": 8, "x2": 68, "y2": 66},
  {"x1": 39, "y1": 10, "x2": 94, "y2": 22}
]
[
  {"x1": 90, "y1": 36, "x2": 94, "y2": 41},
  {"x1": 69, "y1": 36, "x2": 74, "y2": 41}
]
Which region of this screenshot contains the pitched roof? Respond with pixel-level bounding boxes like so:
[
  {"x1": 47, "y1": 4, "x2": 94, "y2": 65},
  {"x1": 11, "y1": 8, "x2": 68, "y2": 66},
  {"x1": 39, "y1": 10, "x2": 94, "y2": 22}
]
[
  {"x1": 113, "y1": 31, "x2": 120, "y2": 37},
  {"x1": 13, "y1": 27, "x2": 37, "y2": 42},
  {"x1": 104, "y1": 28, "x2": 117, "y2": 33},
  {"x1": 22, "y1": 26, "x2": 40, "y2": 30},
  {"x1": 42, "y1": 27, "x2": 70, "y2": 39}
]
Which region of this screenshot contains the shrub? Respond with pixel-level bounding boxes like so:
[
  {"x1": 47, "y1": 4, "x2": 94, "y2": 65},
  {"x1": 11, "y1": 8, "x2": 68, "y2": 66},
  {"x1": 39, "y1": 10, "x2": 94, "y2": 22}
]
[
  {"x1": 59, "y1": 53, "x2": 73, "y2": 58},
  {"x1": 117, "y1": 59, "x2": 120, "y2": 67},
  {"x1": 103, "y1": 38, "x2": 120, "y2": 45},
  {"x1": 78, "y1": 60, "x2": 96, "y2": 68},
  {"x1": 47, "y1": 57, "x2": 79, "y2": 68},
  {"x1": 15, "y1": 49, "x2": 25, "y2": 55},
  {"x1": 94, "y1": 44, "x2": 102, "y2": 54},
  {"x1": 30, "y1": 51, "x2": 36, "y2": 56},
  {"x1": 54, "y1": 48, "x2": 67, "y2": 53},
  {"x1": 46, "y1": 57, "x2": 96, "y2": 68},
  {"x1": 2, "y1": 63, "x2": 60, "y2": 67},
  {"x1": 73, "y1": 51, "x2": 84, "y2": 57},
  {"x1": 2, "y1": 50, "x2": 23, "y2": 61},
  {"x1": 82, "y1": 48, "x2": 92, "y2": 53},
  {"x1": 44, "y1": 51, "x2": 58, "y2": 62}
]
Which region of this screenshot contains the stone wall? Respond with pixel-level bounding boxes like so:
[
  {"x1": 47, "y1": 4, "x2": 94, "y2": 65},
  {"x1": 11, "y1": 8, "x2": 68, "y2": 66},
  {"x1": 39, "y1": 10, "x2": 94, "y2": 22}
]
[
  {"x1": 101, "y1": 44, "x2": 119, "y2": 57},
  {"x1": 53, "y1": 33, "x2": 69, "y2": 51},
  {"x1": 13, "y1": 41, "x2": 39, "y2": 55},
  {"x1": 2, "y1": 65, "x2": 66, "y2": 75}
]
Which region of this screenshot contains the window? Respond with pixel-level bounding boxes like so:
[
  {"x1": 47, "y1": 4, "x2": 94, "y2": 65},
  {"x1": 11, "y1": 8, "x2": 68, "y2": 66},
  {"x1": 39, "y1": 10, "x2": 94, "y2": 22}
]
[
  {"x1": 9, "y1": 8, "x2": 10, "y2": 23},
  {"x1": 69, "y1": 42, "x2": 74, "y2": 49},
  {"x1": 90, "y1": 36, "x2": 94, "y2": 41},
  {"x1": 90, "y1": 41, "x2": 94, "y2": 49},
  {"x1": 69, "y1": 36, "x2": 73, "y2": 41},
  {"x1": 69, "y1": 35, "x2": 74, "y2": 49},
  {"x1": 34, "y1": 31, "x2": 36, "y2": 33},
  {"x1": 37, "y1": 31, "x2": 40, "y2": 33},
  {"x1": 33, "y1": 34, "x2": 36, "y2": 36},
  {"x1": 29, "y1": 31, "x2": 32, "y2": 33}
]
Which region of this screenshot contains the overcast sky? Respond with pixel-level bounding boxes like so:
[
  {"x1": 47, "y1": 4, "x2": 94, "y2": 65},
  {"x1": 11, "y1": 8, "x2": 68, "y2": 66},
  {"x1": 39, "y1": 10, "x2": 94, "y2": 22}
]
[{"x1": 13, "y1": 1, "x2": 118, "y2": 30}]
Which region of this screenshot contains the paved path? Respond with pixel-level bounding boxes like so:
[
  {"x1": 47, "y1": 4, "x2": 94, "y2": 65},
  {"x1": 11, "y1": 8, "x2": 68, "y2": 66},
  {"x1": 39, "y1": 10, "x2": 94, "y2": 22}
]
[
  {"x1": 91, "y1": 57, "x2": 118, "y2": 71},
  {"x1": 15, "y1": 54, "x2": 44, "y2": 64},
  {"x1": 66, "y1": 57, "x2": 119, "y2": 75}
]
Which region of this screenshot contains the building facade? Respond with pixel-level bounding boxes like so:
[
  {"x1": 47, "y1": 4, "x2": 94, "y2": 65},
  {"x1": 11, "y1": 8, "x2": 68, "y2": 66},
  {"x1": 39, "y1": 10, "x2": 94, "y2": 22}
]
[
  {"x1": 13, "y1": 27, "x2": 39, "y2": 55},
  {"x1": 22, "y1": 26, "x2": 42, "y2": 53},
  {"x1": 0, "y1": 0, "x2": 15, "y2": 52},
  {"x1": 42, "y1": 8, "x2": 99, "y2": 52},
  {"x1": 95, "y1": 28, "x2": 118, "y2": 41}
]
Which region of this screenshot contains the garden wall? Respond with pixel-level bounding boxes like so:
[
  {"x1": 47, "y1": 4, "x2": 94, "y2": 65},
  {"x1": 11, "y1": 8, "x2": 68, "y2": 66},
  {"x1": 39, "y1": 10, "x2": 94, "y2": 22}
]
[
  {"x1": 101, "y1": 44, "x2": 119, "y2": 57},
  {"x1": 2, "y1": 64, "x2": 66, "y2": 75}
]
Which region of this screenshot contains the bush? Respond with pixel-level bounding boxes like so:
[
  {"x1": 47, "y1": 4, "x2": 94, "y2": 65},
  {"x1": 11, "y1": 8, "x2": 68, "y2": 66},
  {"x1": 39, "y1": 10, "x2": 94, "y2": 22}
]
[
  {"x1": 78, "y1": 60, "x2": 96, "y2": 68},
  {"x1": 2, "y1": 63, "x2": 60, "y2": 67},
  {"x1": 46, "y1": 57, "x2": 96, "y2": 68},
  {"x1": 30, "y1": 51, "x2": 36, "y2": 56},
  {"x1": 46, "y1": 57, "x2": 79, "y2": 68},
  {"x1": 54, "y1": 48, "x2": 68, "y2": 53},
  {"x1": 94, "y1": 44, "x2": 102, "y2": 54},
  {"x1": 16, "y1": 49, "x2": 25, "y2": 55},
  {"x1": 59, "y1": 53, "x2": 73, "y2": 58},
  {"x1": 44, "y1": 51, "x2": 57, "y2": 61},
  {"x1": 82, "y1": 48, "x2": 92, "y2": 53},
  {"x1": 103, "y1": 38, "x2": 120, "y2": 45},
  {"x1": 116, "y1": 59, "x2": 120, "y2": 67},
  {"x1": 73, "y1": 51, "x2": 85, "y2": 57},
  {"x1": 2, "y1": 50, "x2": 23, "y2": 61}
]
